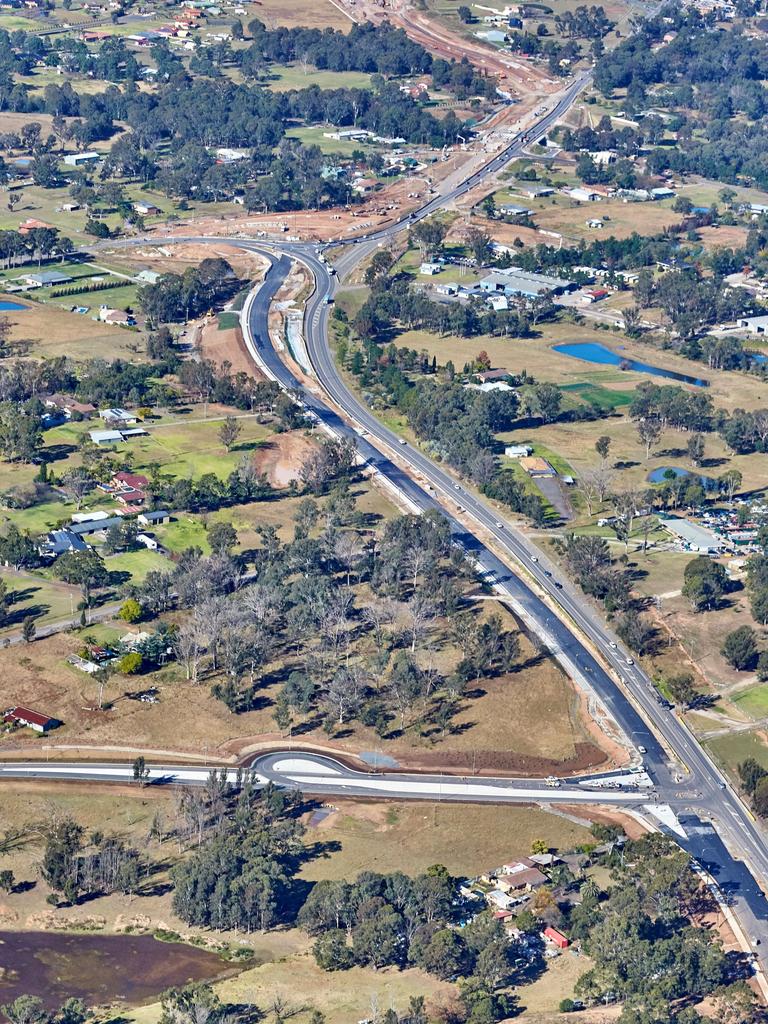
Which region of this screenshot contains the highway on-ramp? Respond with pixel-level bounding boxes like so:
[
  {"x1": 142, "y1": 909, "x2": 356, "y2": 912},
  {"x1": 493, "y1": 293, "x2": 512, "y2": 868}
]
[{"x1": 78, "y1": 66, "x2": 768, "y2": 954}]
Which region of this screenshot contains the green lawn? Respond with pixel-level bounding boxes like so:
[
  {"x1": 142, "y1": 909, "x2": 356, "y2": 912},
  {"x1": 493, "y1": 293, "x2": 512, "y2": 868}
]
[
  {"x1": 0, "y1": 570, "x2": 78, "y2": 633},
  {"x1": 285, "y1": 125, "x2": 375, "y2": 157},
  {"x1": 155, "y1": 517, "x2": 210, "y2": 556},
  {"x1": 732, "y1": 685, "x2": 768, "y2": 720},
  {"x1": 559, "y1": 381, "x2": 633, "y2": 410},
  {"x1": 105, "y1": 548, "x2": 172, "y2": 583},
  {"x1": 706, "y1": 731, "x2": 768, "y2": 780},
  {"x1": 266, "y1": 65, "x2": 372, "y2": 92}
]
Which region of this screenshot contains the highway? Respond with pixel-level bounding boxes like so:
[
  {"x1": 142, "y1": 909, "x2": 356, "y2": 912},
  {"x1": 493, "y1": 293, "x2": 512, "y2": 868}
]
[
  {"x1": 231, "y1": 73, "x2": 768, "y2": 948},
  {"x1": 238, "y1": 248, "x2": 768, "y2": 954},
  {"x1": 0, "y1": 752, "x2": 652, "y2": 804},
  {"x1": 77, "y1": 65, "x2": 768, "y2": 952}
]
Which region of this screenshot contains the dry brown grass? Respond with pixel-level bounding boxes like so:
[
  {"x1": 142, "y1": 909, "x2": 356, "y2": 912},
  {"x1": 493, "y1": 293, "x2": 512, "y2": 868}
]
[
  {"x1": 4, "y1": 294, "x2": 139, "y2": 360},
  {"x1": 301, "y1": 798, "x2": 591, "y2": 881}
]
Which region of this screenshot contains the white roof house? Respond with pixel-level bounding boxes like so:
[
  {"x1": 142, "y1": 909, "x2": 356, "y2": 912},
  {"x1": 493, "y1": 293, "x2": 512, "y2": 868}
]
[
  {"x1": 737, "y1": 315, "x2": 768, "y2": 334},
  {"x1": 420, "y1": 262, "x2": 443, "y2": 275}
]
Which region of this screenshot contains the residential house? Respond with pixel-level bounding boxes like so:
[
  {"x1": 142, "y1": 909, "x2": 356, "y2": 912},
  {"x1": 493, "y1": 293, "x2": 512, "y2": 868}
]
[
  {"x1": 136, "y1": 532, "x2": 158, "y2": 550},
  {"x1": 111, "y1": 470, "x2": 149, "y2": 508},
  {"x1": 22, "y1": 270, "x2": 72, "y2": 288},
  {"x1": 520, "y1": 185, "x2": 555, "y2": 198},
  {"x1": 419, "y1": 262, "x2": 443, "y2": 276},
  {"x1": 588, "y1": 150, "x2": 617, "y2": 166},
  {"x1": 44, "y1": 394, "x2": 96, "y2": 419},
  {"x1": 138, "y1": 509, "x2": 170, "y2": 526},
  {"x1": 99, "y1": 305, "x2": 135, "y2": 326},
  {"x1": 4, "y1": 706, "x2": 60, "y2": 733},
  {"x1": 70, "y1": 516, "x2": 125, "y2": 538},
  {"x1": 499, "y1": 203, "x2": 533, "y2": 217},
  {"x1": 505, "y1": 444, "x2": 533, "y2": 458},
  {"x1": 133, "y1": 202, "x2": 161, "y2": 217},
  {"x1": 89, "y1": 429, "x2": 125, "y2": 446},
  {"x1": 435, "y1": 282, "x2": 459, "y2": 296},
  {"x1": 475, "y1": 368, "x2": 511, "y2": 384},
  {"x1": 63, "y1": 151, "x2": 100, "y2": 167},
  {"x1": 100, "y1": 408, "x2": 138, "y2": 426},
  {"x1": 40, "y1": 529, "x2": 89, "y2": 557},
  {"x1": 18, "y1": 219, "x2": 55, "y2": 234}
]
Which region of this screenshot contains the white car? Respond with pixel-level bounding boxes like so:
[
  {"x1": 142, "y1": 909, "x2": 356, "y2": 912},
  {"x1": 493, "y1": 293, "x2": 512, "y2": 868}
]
[
  {"x1": 626, "y1": 657, "x2": 634, "y2": 665},
  {"x1": 495, "y1": 522, "x2": 503, "y2": 529},
  {"x1": 398, "y1": 439, "x2": 407, "y2": 445},
  {"x1": 530, "y1": 555, "x2": 539, "y2": 562},
  {"x1": 609, "y1": 641, "x2": 617, "y2": 649},
  {"x1": 454, "y1": 484, "x2": 461, "y2": 491}
]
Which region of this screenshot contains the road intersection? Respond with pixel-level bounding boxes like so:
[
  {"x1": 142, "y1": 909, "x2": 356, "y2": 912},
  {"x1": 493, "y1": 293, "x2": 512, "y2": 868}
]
[{"x1": 25, "y1": 65, "x2": 767, "y2": 960}]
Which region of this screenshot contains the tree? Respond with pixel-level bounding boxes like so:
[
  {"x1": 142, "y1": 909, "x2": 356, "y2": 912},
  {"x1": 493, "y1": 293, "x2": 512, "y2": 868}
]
[
  {"x1": 61, "y1": 467, "x2": 94, "y2": 510},
  {"x1": 53, "y1": 549, "x2": 108, "y2": 607},
  {"x1": 682, "y1": 556, "x2": 728, "y2": 612},
  {"x1": 721, "y1": 626, "x2": 758, "y2": 671},
  {"x1": 21, "y1": 616, "x2": 36, "y2": 643},
  {"x1": 118, "y1": 598, "x2": 142, "y2": 623},
  {"x1": 314, "y1": 929, "x2": 354, "y2": 970},
  {"x1": 132, "y1": 755, "x2": 150, "y2": 787},
  {"x1": 637, "y1": 417, "x2": 663, "y2": 460},
  {"x1": 0, "y1": 869, "x2": 14, "y2": 893},
  {"x1": 119, "y1": 652, "x2": 143, "y2": 674},
  {"x1": 595, "y1": 435, "x2": 611, "y2": 463},
  {"x1": 753, "y1": 775, "x2": 768, "y2": 817},
  {"x1": 457, "y1": 4, "x2": 473, "y2": 21},
  {"x1": 465, "y1": 227, "x2": 491, "y2": 265},
  {"x1": 666, "y1": 672, "x2": 700, "y2": 708},
  {"x1": 208, "y1": 521, "x2": 238, "y2": 556},
  {"x1": 687, "y1": 433, "x2": 705, "y2": 466},
  {"x1": 719, "y1": 469, "x2": 742, "y2": 505},
  {"x1": 1, "y1": 998, "x2": 47, "y2": 1024},
  {"x1": 218, "y1": 415, "x2": 242, "y2": 452}
]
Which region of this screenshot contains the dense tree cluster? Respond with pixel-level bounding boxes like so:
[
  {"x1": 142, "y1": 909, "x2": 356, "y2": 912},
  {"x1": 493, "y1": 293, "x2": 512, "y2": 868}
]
[
  {"x1": 172, "y1": 775, "x2": 305, "y2": 932},
  {"x1": 138, "y1": 257, "x2": 239, "y2": 325},
  {"x1": 594, "y1": 7, "x2": 768, "y2": 187},
  {"x1": 41, "y1": 812, "x2": 141, "y2": 905}
]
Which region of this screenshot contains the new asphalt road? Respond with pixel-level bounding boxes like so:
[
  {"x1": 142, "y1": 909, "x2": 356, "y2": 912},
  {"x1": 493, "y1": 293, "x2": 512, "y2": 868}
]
[{"x1": 72, "y1": 67, "x2": 767, "y2": 953}]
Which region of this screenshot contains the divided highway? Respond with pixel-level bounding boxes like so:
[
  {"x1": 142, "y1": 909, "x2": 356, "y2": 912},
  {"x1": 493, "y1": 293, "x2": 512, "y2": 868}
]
[{"x1": 68, "y1": 64, "x2": 767, "y2": 956}]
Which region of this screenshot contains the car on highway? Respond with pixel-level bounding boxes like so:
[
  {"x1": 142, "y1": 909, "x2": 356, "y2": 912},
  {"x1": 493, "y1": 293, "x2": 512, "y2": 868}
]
[
  {"x1": 530, "y1": 554, "x2": 538, "y2": 562},
  {"x1": 495, "y1": 522, "x2": 503, "y2": 529},
  {"x1": 626, "y1": 657, "x2": 634, "y2": 665},
  {"x1": 637, "y1": 745, "x2": 647, "y2": 754},
  {"x1": 398, "y1": 438, "x2": 407, "y2": 445},
  {"x1": 543, "y1": 570, "x2": 552, "y2": 578},
  {"x1": 454, "y1": 483, "x2": 461, "y2": 491},
  {"x1": 554, "y1": 580, "x2": 562, "y2": 589},
  {"x1": 609, "y1": 641, "x2": 617, "y2": 649}
]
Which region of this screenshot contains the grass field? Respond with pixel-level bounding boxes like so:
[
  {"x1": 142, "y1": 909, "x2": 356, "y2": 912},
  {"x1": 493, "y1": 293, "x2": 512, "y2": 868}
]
[
  {"x1": 706, "y1": 730, "x2": 768, "y2": 780},
  {"x1": 301, "y1": 799, "x2": 591, "y2": 882},
  {"x1": 0, "y1": 569, "x2": 79, "y2": 633},
  {"x1": 266, "y1": 65, "x2": 372, "y2": 91},
  {"x1": 732, "y1": 685, "x2": 768, "y2": 721},
  {"x1": 285, "y1": 125, "x2": 376, "y2": 157},
  {"x1": 241, "y1": 0, "x2": 354, "y2": 30}
]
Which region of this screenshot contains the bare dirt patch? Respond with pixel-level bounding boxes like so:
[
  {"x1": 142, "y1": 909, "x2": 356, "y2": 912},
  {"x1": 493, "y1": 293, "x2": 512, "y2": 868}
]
[
  {"x1": 252, "y1": 432, "x2": 318, "y2": 487},
  {"x1": 198, "y1": 316, "x2": 264, "y2": 379}
]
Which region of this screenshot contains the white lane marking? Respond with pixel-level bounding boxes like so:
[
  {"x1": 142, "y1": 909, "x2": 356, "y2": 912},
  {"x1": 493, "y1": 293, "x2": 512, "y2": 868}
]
[
  {"x1": 272, "y1": 758, "x2": 342, "y2": 775},
  {"x1": 279, "y1": 774, "x2": 642, "y2": 801}
]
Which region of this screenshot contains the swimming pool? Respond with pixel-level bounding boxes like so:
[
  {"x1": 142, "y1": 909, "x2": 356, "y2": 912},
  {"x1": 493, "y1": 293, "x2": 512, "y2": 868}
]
[
  {"x1": 0, "y1": 300, "x2": 28, "y2": 312},
  {"x1": 552, "y1": 341, "x2": 708, "y2": 387}
]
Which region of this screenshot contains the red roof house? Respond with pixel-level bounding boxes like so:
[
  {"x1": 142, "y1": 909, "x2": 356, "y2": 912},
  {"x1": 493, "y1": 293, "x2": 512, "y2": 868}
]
[
  {"x1": 543, "y1": 926, "x2": 569, "y2": 949},
  {"x1": 4, "y1": 706, "x2": 59, "y2": 733}
]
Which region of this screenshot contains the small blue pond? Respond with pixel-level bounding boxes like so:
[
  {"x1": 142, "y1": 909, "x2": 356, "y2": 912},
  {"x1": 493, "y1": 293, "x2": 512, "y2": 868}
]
[
  {"x1": 647, "y1": 466, "x2": 717, "y2": 490},
  {"x1": 0, "y1": 301, "x2": 27, "y2": 312},
  {"x1": 552, "y1": 341, "x2": 708, "y2": 387}
]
